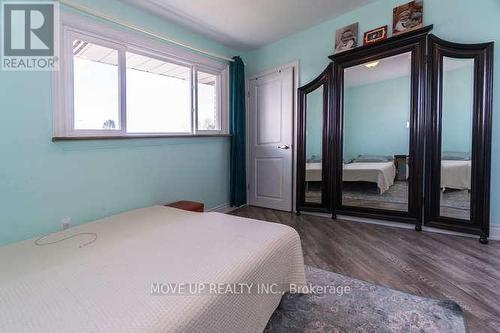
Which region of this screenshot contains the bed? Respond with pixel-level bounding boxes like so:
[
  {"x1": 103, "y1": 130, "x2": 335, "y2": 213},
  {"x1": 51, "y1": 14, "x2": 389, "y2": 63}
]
[
  {"x1": 306, "y1": 162, "x2": 322, "y2": 182},
  {"x1": 343, "y1": 161, "x2": 396, "y2": 194},
  {"x1": 0, "y1": 206, "x2": 305, "y2": 333},
  {"x1": 305, "y1": 161, "x2": 396, "y2": 194},
  {"x1": 441, "y1": 160, "x2": 471, "y2": 190}
]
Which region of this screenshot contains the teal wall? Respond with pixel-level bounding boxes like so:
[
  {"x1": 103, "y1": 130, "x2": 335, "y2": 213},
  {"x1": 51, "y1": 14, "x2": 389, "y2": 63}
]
[
  {"x1": 442, "y1": 66, "x2": 474, "y2": 154},
  {"x1": 0, "y1": 0, "x2": 237, "y2": 245},
  {"x1": 243, "y1": 0, "x2": 500, "y2": 225},
  {"x1": 344, "y1": 75, "x2": 410, "y2": 160},
  {"x1": 305, "y1": 86, "x2": 324, "y2": 160},
  {"x1": 342, "y1": 67, "x2": 472, "y2": 160},
  {"x1": 305, "y1": 67, "x2": 473, "y2": 163}
]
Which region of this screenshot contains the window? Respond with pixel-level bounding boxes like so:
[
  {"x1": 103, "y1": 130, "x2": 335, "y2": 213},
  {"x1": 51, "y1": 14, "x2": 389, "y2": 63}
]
[
  {"x1": 126, "y1": 52, "x2": 192, "y2": 134},
  {"x1": 55, "y1": 18, "x2": 229, "y2": 138},
  {"x1": 73, "y1": 41, "x2": 120, "y2": 131},
  {"x1": 197, "y1": 72, "x2": 219, "y2": 131}
]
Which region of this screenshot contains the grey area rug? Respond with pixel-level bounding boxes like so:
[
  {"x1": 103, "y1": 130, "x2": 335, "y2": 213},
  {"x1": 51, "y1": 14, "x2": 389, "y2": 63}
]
[
  {"x1": 441, "y1": 189, "x2": 470, "y2": 210},
  {"x1": 342, "y1": 181, "x2": 408, "y2": 204},
  {"x1": 266, "y1": 266, "x2": 467, "y2": 333}
]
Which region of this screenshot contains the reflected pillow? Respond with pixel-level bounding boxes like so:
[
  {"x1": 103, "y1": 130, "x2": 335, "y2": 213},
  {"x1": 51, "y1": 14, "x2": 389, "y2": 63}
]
[
  {"x1": 307, "y1": 155, "x2": 322, "y2": 163},
  {"x1": 353, "y1": 155, "x2": 393, "y2": 163},
  {"x1": 442, "y1": 151, "x2": 470, "y2": 161}
]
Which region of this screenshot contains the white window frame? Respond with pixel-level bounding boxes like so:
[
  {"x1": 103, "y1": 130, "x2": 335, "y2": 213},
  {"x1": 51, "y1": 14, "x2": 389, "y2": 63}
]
[
  {"x1": 65, "y1": 31, "x2": 126, "y2": 137},
  {"x1": 194, "y1": 66, "x2": 224, "y2": 134},
  {"x1": 53, "y1": 12, "x2": 230, "y2": 139}
]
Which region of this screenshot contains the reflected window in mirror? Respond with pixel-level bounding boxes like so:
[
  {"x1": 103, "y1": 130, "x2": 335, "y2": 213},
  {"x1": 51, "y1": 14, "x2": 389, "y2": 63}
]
[
  {"x1": 305, "y1": 85, "x2": 324, "y2": 204},
  {"x1": 342, "y1": 52, "x2": 412, "y2": 211},
  {"x1": 440, "y1": 57, "x2": 474, "y2": 221}
]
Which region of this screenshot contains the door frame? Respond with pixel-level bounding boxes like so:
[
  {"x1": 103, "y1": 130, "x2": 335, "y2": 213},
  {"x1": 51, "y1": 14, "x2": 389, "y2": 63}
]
[{"x1": 245, "y1": 61, "x2": 300, "y2": 212}]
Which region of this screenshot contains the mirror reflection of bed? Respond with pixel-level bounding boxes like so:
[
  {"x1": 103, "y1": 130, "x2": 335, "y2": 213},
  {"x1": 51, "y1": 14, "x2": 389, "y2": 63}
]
[
  {"x1": 342, "y1": 155, "x2": 408, "y2": 211},
  {"x1": 438, "y1": 56, "x2": 475, "y2": 221},
  {"x1": 305, "y1": 159, "x2": 322, "y2": 203},
  {"x1": 305, "y1": 154, "x2": 410, "y2": 210},
  {"x1": 440, "y1": 153, "x2": 471, "y2": 220},
  {"x1": 341, "y1": 52, "x2": 412, "y2": 212},
  {"x1": 303, "y1": 54, "x2": 474, "y2": 218},
  {"x1": 304, "y1": 84, "x2": 324, "y2": 204}
]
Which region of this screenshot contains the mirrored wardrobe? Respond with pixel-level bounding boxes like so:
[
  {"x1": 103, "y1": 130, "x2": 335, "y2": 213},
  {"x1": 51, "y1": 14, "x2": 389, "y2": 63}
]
[
  {"x1": 424, "y1": 35, "x2": 493, "y2": 243},
  {"x1": 296, "y1": 64, "x2": 332, "y2": 213},
  {"x1": 341, "y1": 52, "x2": 412, "y2": 213},
  {"x1": 296, "y1": 26, "x2": 494, "y2": 243},
  {"x1": 331, "y1": 26, "x2": 429, "y2": 225}
]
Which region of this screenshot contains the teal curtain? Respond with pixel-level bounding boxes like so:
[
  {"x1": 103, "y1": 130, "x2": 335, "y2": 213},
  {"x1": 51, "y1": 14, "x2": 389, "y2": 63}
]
[{"x1": 230, "y1": 56, "x2": 247, "y2": 207}]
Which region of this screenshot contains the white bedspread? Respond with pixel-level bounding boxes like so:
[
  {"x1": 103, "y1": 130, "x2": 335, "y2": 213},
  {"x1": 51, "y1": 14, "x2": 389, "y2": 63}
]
[
  {"x1": 441, "y1": 160, "x2": 471, "y2": 190},
  {"x1": 0, "y1": 206, "x2": 305, "y2": 333},
  {"x1": 343, "y1": 162, "x2": 396, "y2": 194},
  {"x1": 306, "y1": 162, "x2": 322, "y2": 182}
]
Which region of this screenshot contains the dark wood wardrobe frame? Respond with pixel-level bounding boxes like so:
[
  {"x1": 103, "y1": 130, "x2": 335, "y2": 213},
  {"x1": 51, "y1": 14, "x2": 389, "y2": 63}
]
[
  {"x1": 296, "y1": 63, "x2": 333, "y2": 213},
  {"x1": 296, "y1": 26, "x2": 494, "y2": 242},
  {"x1": 328, "y1": 26, "x2": 432, "y2": 224},
  {"x1": 423, "y1": 35, "x2": 494, "y2": 243}
]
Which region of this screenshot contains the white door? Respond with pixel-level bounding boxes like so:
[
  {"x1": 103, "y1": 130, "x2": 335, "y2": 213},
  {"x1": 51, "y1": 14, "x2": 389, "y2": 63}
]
[{"x1": 248, "y1": 66, "x2": 294, "y2": 211}]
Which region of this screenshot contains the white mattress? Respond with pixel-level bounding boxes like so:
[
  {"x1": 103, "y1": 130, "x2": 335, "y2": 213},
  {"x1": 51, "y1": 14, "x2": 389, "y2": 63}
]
[
  {"x1": 0, "y1": 206, "x2": 306, "y2": 333},
  {"x1": 343, "y1": 162, "x2": 396, "y2": 194},
  {"x1": 441, "y1": 160, "x2": 471, "y2": 190},
  {"x1": 306, "y1": 162, "x2": 322, "y2": 182}
]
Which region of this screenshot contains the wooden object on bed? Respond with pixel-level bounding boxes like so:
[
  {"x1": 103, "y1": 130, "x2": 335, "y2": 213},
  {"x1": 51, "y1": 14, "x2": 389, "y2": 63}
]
[{"x1": 166, "y1": 200, "x2": 204, "y2": 212}]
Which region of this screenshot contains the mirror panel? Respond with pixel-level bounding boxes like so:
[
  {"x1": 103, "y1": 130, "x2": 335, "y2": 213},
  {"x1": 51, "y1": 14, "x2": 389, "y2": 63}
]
[
  {"x1": 426, "y1": 34, "x2": 493, "y2": 242},
  {"x1": 440, "y1": 57, "x2": 474, "y2": 220},
  {"x1": 304, "y1": 85, "x2": 325, "y2": 204},
  {"x1": 342, "y1": 52, "x2": 412, "y2": 212}
]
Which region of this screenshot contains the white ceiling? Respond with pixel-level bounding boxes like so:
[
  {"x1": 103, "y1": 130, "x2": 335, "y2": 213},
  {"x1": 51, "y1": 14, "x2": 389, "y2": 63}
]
[
  {"x1": 345, "y1": 52, "x2": 413, "y2": 87},
  {"x1": 344, "y1": 53, "x2": 473, "y2": 88},
  {"x1": 123, "y1": 0, "x2": 377, "y2": 52}
]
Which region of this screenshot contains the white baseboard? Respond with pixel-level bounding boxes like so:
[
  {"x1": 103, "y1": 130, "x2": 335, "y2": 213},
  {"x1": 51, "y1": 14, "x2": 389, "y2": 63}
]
[
  {"x1": 208, "y1": 203, "x2": 237, "y2": 213},
  {"x1": 490, "y1": 225, "x2": 500, "y2": 241},
  {"x1": 299, "y1": 211, "x2": 332, "y2": 219}
]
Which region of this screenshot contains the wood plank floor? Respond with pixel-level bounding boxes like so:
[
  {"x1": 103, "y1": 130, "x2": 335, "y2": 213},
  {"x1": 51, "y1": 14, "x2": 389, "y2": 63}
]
[{"x1": 230, "y1": 206, "x2": 500, "y2": 333}]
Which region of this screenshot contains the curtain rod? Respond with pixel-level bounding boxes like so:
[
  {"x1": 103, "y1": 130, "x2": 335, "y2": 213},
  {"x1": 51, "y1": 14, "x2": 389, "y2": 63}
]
[{"x1": 58, "y1": 0, "x2": 235, "y2": 62}]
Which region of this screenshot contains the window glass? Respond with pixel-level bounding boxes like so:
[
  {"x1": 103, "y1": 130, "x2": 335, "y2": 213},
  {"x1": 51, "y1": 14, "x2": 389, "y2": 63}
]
[
  {"x1": 73, "y1": 40, "x2": 120, "y2": 130},
  {"x1": 126, "y1": 52, "x2": 191, "y2": 133},
  {"x1": 197, "y1": 72, "x2": 219, "y2": 131},
  {"x1": 62, "y1": 29, "x2": 228, "y2": 138}
]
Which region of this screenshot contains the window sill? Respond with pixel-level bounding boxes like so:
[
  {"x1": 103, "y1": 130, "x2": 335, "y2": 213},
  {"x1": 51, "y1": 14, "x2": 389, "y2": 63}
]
[{"x1": 52, "y1": 134, "x2": 231, "y2": 142}]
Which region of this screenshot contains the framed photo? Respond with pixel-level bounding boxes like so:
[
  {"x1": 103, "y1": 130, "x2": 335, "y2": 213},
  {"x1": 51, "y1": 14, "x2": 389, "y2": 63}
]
[
  {"x1": 363, "y1": 26, "x2": 388, "y2": 45},
  {"x1": 335, "y1": 23, "x2": 358, "y2": 54},
  {"x1": 393, "y1": 0, "x2": 423, "y2": 35}
]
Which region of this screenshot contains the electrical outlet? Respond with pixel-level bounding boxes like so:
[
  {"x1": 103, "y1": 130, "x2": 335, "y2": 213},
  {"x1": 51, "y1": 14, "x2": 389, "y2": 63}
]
[{"x1": 61, "y1": 217, "x2": 71, "y2": 230}]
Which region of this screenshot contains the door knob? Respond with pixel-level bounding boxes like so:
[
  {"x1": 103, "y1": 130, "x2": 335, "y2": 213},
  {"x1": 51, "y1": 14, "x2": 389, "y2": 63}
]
[{"x1": 278, "y1": 145, "x2": 290, "y2": 150}]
